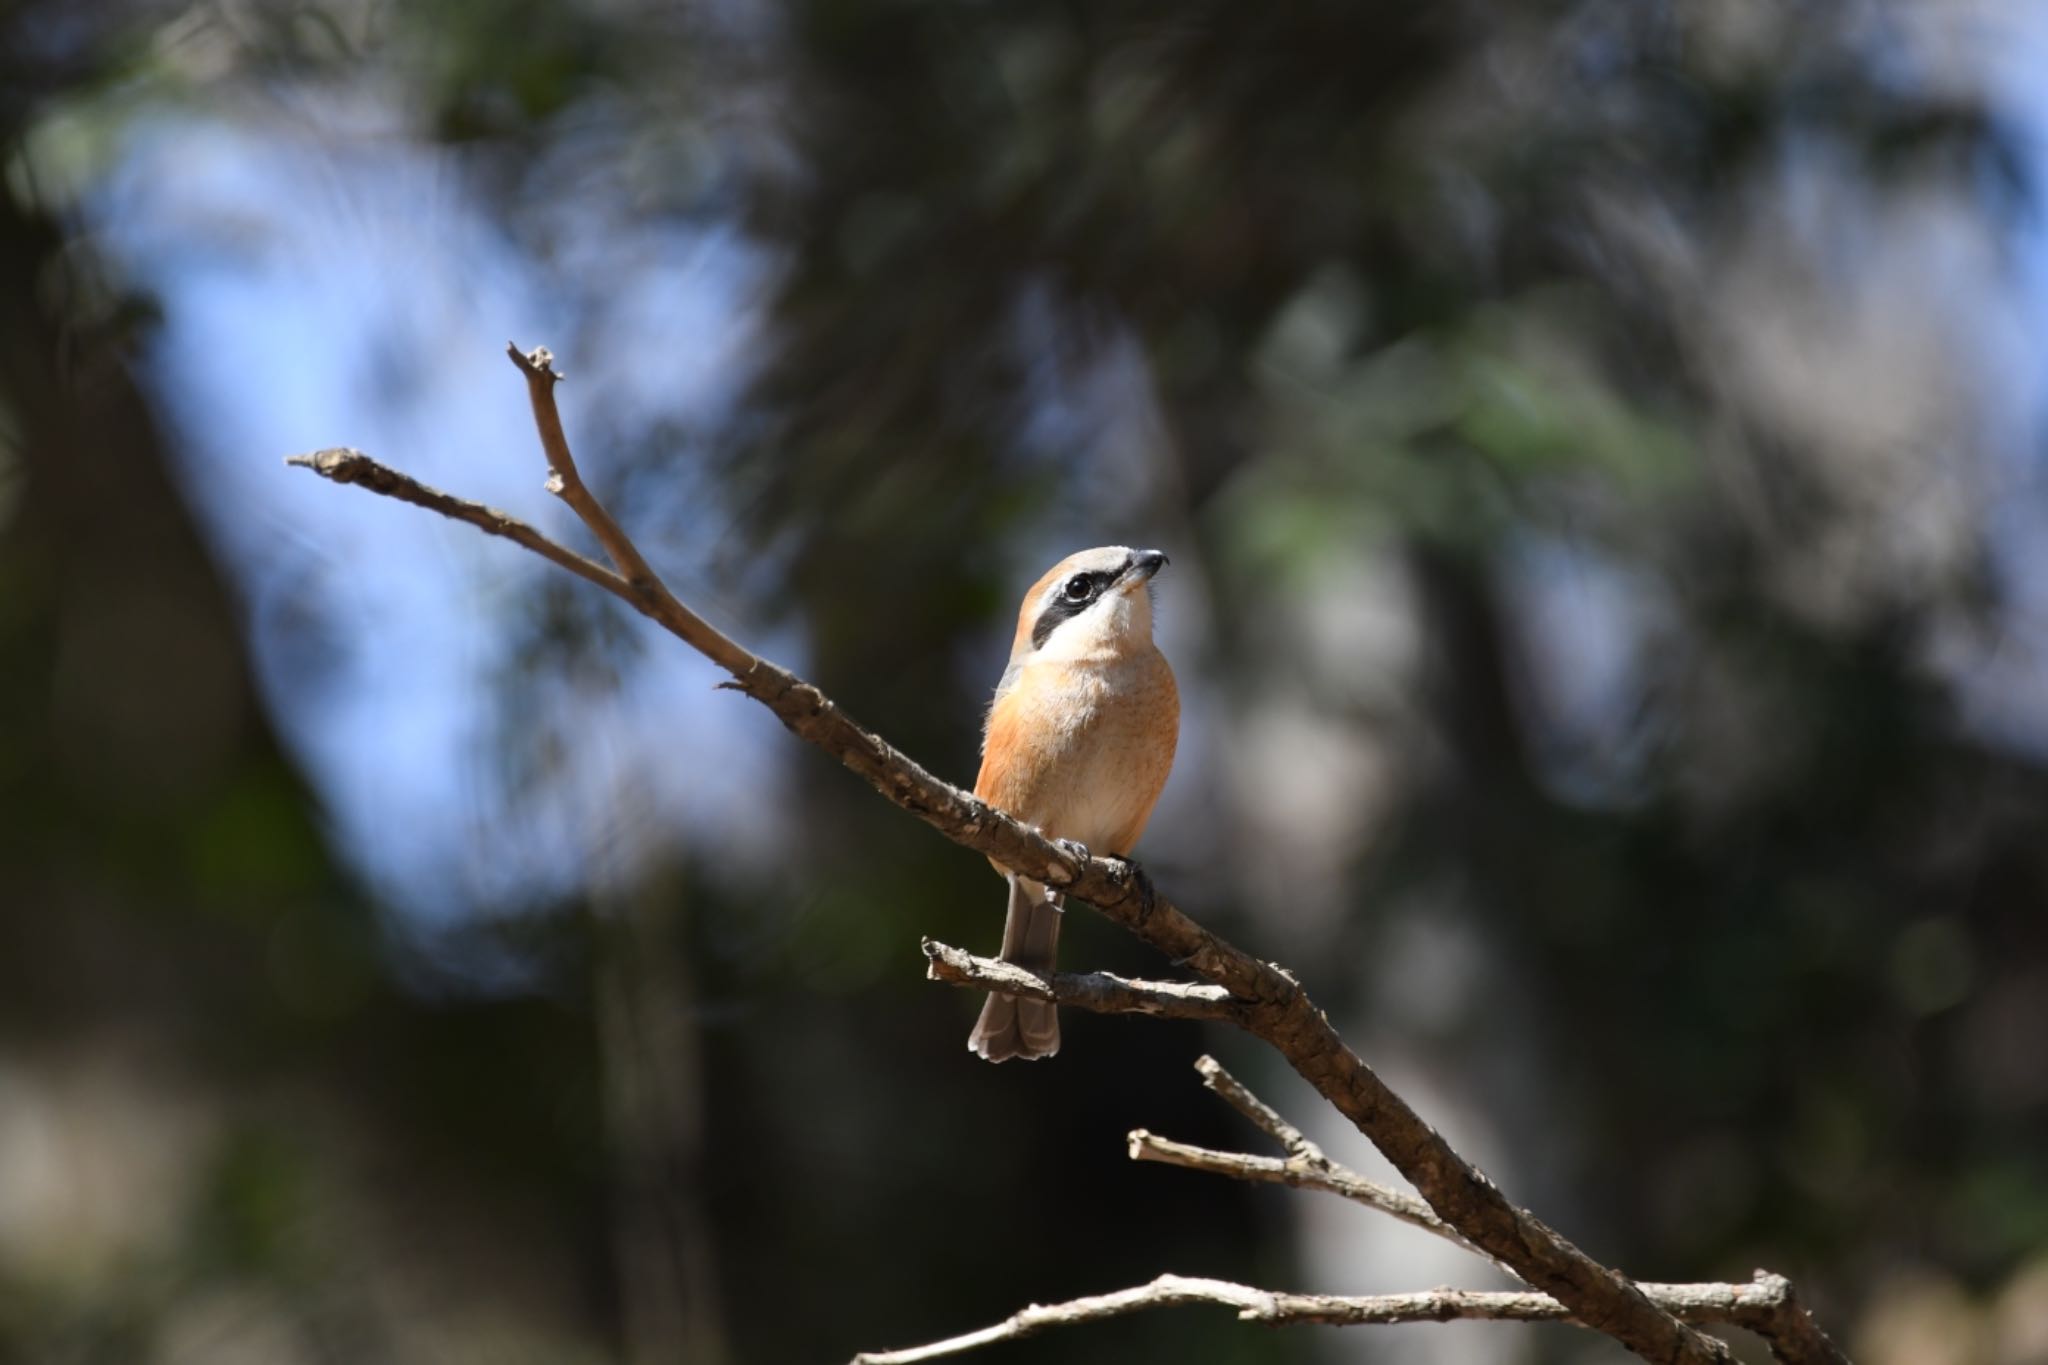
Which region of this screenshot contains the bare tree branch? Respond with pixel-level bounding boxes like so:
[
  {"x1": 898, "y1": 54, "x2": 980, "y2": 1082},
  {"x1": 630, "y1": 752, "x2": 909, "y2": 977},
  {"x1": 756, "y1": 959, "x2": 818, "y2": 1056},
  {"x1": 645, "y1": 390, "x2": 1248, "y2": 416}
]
[
  {"x1": 284, "y1": 342, "x2": 1848, "y2": 1365},
  {"x1": 922, "y1": 939, "x2": 1245, "y2": 1022},
  {"x1": 848, "y1": 1270, "x2": 1834, "y2": 1365}
]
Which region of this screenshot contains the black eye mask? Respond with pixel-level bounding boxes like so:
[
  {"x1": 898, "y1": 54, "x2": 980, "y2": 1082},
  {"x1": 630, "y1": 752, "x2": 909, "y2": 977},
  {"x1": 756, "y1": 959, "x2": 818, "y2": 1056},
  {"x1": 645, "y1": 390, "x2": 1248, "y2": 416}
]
[{"x1": 1030, "y1": 557, "x2": 1131, "y2": 649}]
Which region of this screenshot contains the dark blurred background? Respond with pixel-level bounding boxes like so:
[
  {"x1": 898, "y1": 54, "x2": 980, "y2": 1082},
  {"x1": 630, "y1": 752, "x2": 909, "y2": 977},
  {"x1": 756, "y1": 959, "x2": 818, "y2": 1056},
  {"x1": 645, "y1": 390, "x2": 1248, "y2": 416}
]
[{"x1": 5, "y1": 1, "x2": 2048, "y2": 1362}]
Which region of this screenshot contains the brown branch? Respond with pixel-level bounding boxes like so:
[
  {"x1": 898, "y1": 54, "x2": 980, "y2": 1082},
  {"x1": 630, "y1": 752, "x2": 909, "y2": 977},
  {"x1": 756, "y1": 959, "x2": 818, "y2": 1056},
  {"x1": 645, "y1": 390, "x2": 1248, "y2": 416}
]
[
  {"x1": 286, "y1": 341, "x2": 1848, "y2": 1365},
  {"x1": 922, "y1": 940, "x2": 1245, "y2": 1022},
  {"x1": 849, "y1": 1270, "x2": 1834, "y2": 1365}
]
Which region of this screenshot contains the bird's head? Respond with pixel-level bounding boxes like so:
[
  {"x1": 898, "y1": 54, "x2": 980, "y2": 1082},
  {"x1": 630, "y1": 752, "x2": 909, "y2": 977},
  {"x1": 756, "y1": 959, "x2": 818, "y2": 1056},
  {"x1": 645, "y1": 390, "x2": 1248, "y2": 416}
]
[{"x1": 1006, "y1": 546, "x2": 1169, "y2": 665}]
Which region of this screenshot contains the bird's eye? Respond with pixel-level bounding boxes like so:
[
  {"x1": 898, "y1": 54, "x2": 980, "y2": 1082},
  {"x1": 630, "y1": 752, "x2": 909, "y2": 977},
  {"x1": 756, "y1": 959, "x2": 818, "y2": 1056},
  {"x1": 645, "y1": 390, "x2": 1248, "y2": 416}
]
[{"x1": 1062, "y1": 574, "x2": 1094, "y2": 601}]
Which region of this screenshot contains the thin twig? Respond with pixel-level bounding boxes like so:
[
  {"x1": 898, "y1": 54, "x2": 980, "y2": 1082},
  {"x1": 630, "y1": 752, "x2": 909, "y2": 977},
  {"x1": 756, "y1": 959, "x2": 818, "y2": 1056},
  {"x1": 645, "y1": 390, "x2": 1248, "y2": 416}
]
[
  {"x1": 285, "y1": 344, "x2": 1851, "y2": 1365},
  {"x1": 509, "y1": 345, "x2": 666, "y2": 593},
  {"x1": 923, "y1": 940, "x2": 1245, "y2": 1021},
  {"x1": 506, "y1": 344, "x2": 757, "y2": 677},
  {"x1": 284, "y1": 449, "x2": 631, "y2": 599},
  {"x1": 1133, "y1": 1053, "x2": 1513, "y2": 1274},
  {"x1": 1126, "y1": 1130, "x2": 1466, "y2": 1246},
  {"x1": 849, "y1": 1270, "x2": 1830, "y2": 1365},
  {"x1": 1195, "y1": 1054, "x2": 1323, "y2": 1162}
]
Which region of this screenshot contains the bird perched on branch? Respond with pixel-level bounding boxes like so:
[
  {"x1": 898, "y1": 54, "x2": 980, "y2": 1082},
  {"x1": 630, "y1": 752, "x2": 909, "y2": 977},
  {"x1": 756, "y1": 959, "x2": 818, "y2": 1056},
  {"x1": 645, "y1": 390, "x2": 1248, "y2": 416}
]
[{"x1": 969, "y1": 547, "x2": 1179, "y2": 1061}]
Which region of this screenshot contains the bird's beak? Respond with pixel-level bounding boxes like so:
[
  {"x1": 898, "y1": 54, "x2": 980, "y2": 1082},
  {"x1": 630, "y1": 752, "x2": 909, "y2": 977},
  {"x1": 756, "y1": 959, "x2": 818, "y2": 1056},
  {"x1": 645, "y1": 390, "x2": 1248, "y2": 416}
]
[{"x1": 1124, "y1": 549, "x2": 1169, "y2": 586}]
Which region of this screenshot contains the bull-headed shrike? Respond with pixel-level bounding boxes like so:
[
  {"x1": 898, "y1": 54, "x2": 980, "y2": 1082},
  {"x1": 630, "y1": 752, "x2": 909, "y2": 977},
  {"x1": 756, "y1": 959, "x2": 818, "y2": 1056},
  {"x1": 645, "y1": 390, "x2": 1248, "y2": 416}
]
[{"x1": 968, "y1": 546, "x2": 1179, "y2": 1061}]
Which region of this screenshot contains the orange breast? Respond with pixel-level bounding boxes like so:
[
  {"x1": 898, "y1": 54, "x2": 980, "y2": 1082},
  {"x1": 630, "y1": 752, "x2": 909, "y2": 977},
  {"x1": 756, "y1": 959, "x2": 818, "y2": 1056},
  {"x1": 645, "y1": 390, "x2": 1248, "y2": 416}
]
[{"x1": 975, "y1": 646, "x2": 1179, "y2": 859}]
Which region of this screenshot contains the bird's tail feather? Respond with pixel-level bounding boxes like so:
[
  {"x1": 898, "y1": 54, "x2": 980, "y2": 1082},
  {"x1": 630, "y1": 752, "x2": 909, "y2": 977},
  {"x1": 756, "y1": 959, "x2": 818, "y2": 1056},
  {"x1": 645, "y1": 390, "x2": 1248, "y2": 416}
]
[{"x1": 967, "y1": 876, "x2": 1062, "y2": 1062}]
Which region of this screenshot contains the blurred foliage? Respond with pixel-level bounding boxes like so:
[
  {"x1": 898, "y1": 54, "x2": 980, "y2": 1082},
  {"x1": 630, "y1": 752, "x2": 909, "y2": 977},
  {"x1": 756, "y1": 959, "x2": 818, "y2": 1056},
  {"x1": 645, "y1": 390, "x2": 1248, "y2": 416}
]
[{"x1": 5, "y1": 0, "x2": 2048, "y2": 1363}]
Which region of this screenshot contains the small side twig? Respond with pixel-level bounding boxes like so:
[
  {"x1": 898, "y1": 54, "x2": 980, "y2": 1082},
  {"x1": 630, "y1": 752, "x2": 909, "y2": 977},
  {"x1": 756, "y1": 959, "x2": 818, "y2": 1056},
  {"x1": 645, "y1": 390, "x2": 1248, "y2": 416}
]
[
  {"x1": 1196, "y1": 1054, "x2": 1322, "y2": 1162},
  {"x1": 922, "y1": 939, "x2": 1244, "y2": 1022},
  {"x1": 1127, "y1": 1130, "x2": 1463, "y2": 1246},
  {"x1": 283, "y1": 448, "x2": 632, "y2": 600},
  {"x1": 506, "y1": 343, "x2": 757, "y2": 677},
  {"x1": 1134, "y1": 1054, "x2": 1504, "y2": 1269},
  {"x1": 508, "y1": 344, "x2": 664, "y2": 593}
]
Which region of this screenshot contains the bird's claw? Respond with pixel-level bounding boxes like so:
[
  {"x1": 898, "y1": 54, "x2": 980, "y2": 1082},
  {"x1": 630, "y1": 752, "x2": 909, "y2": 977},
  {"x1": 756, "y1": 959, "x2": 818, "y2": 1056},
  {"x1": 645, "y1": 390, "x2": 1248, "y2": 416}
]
[{"x1": 1053, "y1": 838, "x2": 1091, "y2": 865}]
